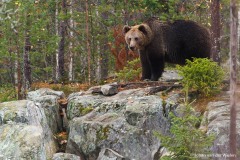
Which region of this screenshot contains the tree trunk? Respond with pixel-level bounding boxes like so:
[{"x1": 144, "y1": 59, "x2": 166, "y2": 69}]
[
  {"x1": 85, "y1": 0, "x2": 91, "y2": 84},
  {"x1": 95, "y1": 6, "x2": 101, "y2": 81},
  {"x1": 96, "y1": 7, "x2": 109, "y2": 82},
  {"x1": 55, "y1": 0, "x2": 60, "y2": 82},
  {"x1": 123, "y1": 0, "x2": 129, "y2": 24},
  {"x1": 96, "y1": 38, "x2": 108, "y2": 82},
  {"x1": 100, "y1": 12, "x2": 109, "y2": 81},
  {"x1": 68, "y1": 0, "x2": 74, "y2": 82},
  {"x1": 57, "y1": 0, "x2": 67, "y2": 82},
  {"x1": 229, "y1": 0, "x2": 238, "y2": 159},
  {"x1": 210, "y1": 0, "x2": 221, "y2": 64},
  {"x1": 100, "y1": 38, "x2": 109, "y2": 80},
  {"x1": 14, "y1": 53, "x2": 18, "y2": 87},
  {"x1": 22, "y1": 12, "x2": 32, "y2": 98},
  {"x1": 16, "y1": 49, "x2": 22, "y2": 100},
  {"x1": 23, "y1": 31, "x2": 31, "y2": 91},
  {"x1": 239, "y1": 11, "x2": 240, "y2": 47}
]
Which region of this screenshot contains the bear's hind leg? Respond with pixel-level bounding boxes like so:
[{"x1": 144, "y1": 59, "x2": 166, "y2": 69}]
[{"x1": 150, "y1": 57, "x2": 164, "y2": 81}]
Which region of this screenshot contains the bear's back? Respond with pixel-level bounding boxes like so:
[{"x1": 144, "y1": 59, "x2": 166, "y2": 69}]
[{"x1": 166, "y1": 20, "x2": 211, "y2": 64}]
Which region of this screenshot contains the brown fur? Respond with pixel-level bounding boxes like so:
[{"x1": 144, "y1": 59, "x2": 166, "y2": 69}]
[{"x1": 123, "y1": 24, "x2": 153, "y2": 51}]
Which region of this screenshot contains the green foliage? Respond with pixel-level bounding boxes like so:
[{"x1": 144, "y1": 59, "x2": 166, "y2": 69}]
[
  {"x1": 127, "y1": 0, "x2": 209, "y2": 23},
  {"x1": 0, "y1": 0, "x2": 228, "y2": 86},
  {"x1": 177, "y1": 58, "x2": 225, "y2": 97},
  {"x1": 0, "y1": 0, "x2": 59, "y2": 83},
  {"x1": 116, "y1": 58, "x2": 141, "y2": 82},
  {"x1": 0, "y1": 85, "x2": 17, "y2": 102},
  {"x1": 154, "y1": 105, "x2": 215, "y2": 160}
]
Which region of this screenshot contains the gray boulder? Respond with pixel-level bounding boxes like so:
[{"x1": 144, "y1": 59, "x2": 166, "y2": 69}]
[
  {"x1": 100, "y1": 83, "x2": 118, "y2": 96},
  {"x1": 0, "y1": 100, "x2": 57, "y2": 159},
  {"x1": 52, "y1": 153, "x2": 81, "y2": 160},
  {"x1": 66, "y1": 88, "x2": 170, "y2": 160},
  {"x1": 28, "y1": 95, "x2": 63, "y2": 133},
  {"x1": 0, "y1": 88, "x2": 64, "y2": 159},
  {"x1": 97, "y1": 148, "x2": 124, "y2": 160},
  {"x1": 201, "y1": 100, "x2": 240, "y2": 159},
  {"x1": 160, "y1": 70, "x2": 182, "y2": 82},
  {"x1": 67, "y1": 94, "x2": 104, "y2": 120},
  {"x1": 27, "y1": 88, "x2": 65, "y2": 100},
  {"x1": 0, "y1": 123, "x2": 46, "y2": 160}
]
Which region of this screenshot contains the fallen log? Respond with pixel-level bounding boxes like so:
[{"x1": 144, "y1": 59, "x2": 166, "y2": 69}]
[{"x1": 118, "y1": 81, "x2": 182, "y2": 94}]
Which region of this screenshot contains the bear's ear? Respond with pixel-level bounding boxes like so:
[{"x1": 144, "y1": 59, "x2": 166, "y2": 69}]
[
  {"x1": 138, "y1": 25, "x2": 148, "y2": 35},
  {"x1": 123, "y1": 25, "x2": 131, "y2": 34}
]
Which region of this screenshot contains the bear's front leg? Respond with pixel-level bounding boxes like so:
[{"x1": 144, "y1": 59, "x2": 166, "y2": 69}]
[
  {"x1": 149, "y1": 56, "x2": 165, "y2": 81},
  {"x1": 139, "y1": 50, "x2": 151, "y2": 80}
]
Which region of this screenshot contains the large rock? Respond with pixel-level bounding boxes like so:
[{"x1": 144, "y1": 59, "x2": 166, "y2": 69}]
[
  {"x1": 27, "y1": 88, "x2": 64, "y2": 133},
  {"x1": 27, "y1": 88, "x2": 65, "y2": 100},
  {"x1": 201, "y1": 98, "x2": 240, "y2": 159},
  {"x1": 97, "y1": 148, "x2": 125, "y2": 160},
  {"x1": 52, "y1": 152, "x2": 81, "y2": 160},
  {"x1": 160, "y1": 70, "x2": 182, "y2": 82},
  {"x1": 100, "y1": 83, "x2": 118, "y2": 96},
  {"x1": 0, "y1": 88, "x2": 64, "y2": 159},
  {"x1": 67, "y1": 94, "x2": 104, "y2": 120},
  {"x1": 66, "y1": 88, "x2": 170, "y2": 160},
  {"x1": 0, "y1": 123, "x2": 46, "y2": 159},
  {"x1": 28, "y1": 96, "x2": 63, "y2": 133}
]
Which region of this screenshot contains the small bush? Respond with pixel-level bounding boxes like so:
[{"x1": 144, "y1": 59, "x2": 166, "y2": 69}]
[
  {"x1": 116, "y1": 58, "x2": 141, "y2": 82},
  {"x1": 154, "y1": 105, "x2": 215, "y2": 160},
  {"x1": 177, "y1": 58, "x2": 224, "y2": 97}
]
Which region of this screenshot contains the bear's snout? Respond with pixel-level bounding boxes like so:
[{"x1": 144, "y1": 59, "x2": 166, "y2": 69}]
[{"x1": 130, "y1": 46, "x2": 135, "y2": 51}]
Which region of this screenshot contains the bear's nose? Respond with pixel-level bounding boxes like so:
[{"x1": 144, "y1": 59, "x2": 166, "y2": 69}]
[{"x1": 130, "y1": 46, "x2": 135, "y2": 51}]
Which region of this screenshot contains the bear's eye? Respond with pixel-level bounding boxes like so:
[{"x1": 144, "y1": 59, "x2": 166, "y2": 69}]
[
  {"x1": 135, "y1": 37, "x2": 138, "y2": 41},
  {"x1": 128, "y1": 38, "x2": 131, "y2": 41}
]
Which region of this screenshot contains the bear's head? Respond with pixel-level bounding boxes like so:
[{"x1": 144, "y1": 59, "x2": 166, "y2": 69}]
[{"x1": 123, "y1": 24, "x2": 153, "y2": 51}]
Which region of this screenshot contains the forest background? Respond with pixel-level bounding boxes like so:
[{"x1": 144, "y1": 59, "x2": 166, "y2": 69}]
[{"x1": 0, "y1": 0, "x2": 235, "y2": 99}]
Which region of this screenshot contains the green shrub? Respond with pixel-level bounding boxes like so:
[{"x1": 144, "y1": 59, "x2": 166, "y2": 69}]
[
  {"x1": 154, "y1": 105, "x2": 215, "y2": 160},
  {"x1": 116, "y1": 58, "x2": 142, "y2": 82},
  {"x1": 177, "y1": 58, "x2": 224, "y2": 97}
]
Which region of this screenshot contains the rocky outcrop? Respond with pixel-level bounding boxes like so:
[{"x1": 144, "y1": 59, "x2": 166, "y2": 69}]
[
  {"x1": 0, "y1": 82, "x2": 239, "y2": 160},
  {"x1": 0, "y1": 88, "x2": 64, "y2": 159},
  {"x1": 201, "y1": 96, "x2": 240, "y2": 159},
  {"x1": 66, "y1": 86, "x2": 240, "y2": 160},
  {"x1": 66, "y1": 88, "x2": 172, "y2": 160}
]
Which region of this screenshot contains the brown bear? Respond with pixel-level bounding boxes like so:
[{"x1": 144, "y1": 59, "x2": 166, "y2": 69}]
[{"x1": 123, "y1": 18, "x2": 211, "y2": 81}]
